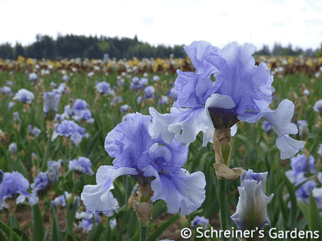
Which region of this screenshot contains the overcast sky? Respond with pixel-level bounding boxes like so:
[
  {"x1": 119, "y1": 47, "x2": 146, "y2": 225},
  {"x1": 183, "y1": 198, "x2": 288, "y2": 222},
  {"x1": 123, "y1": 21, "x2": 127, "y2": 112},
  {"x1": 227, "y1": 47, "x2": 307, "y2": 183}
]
[{"x1": 2, "y1": 0, "x2": 322, "y2": 51}]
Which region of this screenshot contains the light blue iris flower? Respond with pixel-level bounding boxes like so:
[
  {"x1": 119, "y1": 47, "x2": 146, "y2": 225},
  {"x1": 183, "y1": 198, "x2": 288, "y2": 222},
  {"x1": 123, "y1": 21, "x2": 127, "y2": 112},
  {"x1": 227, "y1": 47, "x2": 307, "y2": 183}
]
[
  {"x1": 69, "y1": 157, "x2": 94, "y2": 175},
  {"x1": 43, "y1": 91, "x2": 61, "y2": 115},
  {"x1": 81, "y1": 113, "x2": 206, "y2": 215},
  {"x1": 0, "y1": 171, "x2": 38, "y2": 210},
  {"x1": 231, "y1": 169, "x2": 273, "y2": 231},
  {"x1": 149, "y1": 41, "x2": 305, "y2": 159}
]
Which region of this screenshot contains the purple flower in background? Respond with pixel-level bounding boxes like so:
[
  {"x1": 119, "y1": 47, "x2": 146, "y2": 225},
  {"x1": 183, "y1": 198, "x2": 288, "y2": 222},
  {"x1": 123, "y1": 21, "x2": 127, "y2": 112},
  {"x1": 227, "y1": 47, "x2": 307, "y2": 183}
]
[
  {"x1": 0, "y1": 171, "x2": 38, "y2": 210},
  {"x1": 76, "y1": 209, "x2": 100, "y2": 233},
  {"x1": 69, "y1": 157, "x2": 94, "y2": 175},
  {"x1": 159, "y1": 96, "x2": 169, "y2": 105},
  {"x1": 43, "y1": 91, "x2": 61, "y2": 115},
  {"x1": 120, "y1": 104, "x2": 131, "y2": 113},
  {"x1": 111, "y1": 96, "x2": 123, "y2": 106},
  {"x1": 313, "y1": 100, "x2": 322, "y2": 114},
  {"x1": 8, "y1": 143, "x2": 17, "y2": 154},
  {"x1": 149, "y1": 41, "x2": 304, "y2": 159},
  {"x1": 62, "y1": 75, "x2": 70, "y2": 82},
  {"x1": 0, "y1": 170, "x2": 3, "y2": 183},
  {"x1": 191, "y1": 216, "x2": 209, "y2": 229},
  {"x1": 262, "y1": 120, "x2": 272, "y2": 132},
  {"x1": 50, "y1": 82, "x2": 57, "y2": 88},
  {"x1": 6, "y1": 81, "x2": 13, "y2": 87},
  {"x1": 81, "y1": 113, "x2": 206, "y2": 215},
  {"x1": 31, "y1": 172, "x2": 49, "y2": 196},
  {"x1": 1, "y1": 86, "x2": 11, "y2": 95},
  {"x1": 296, "y1": 120, "x2": 308, "y2": 138},
  {"x1": 139, "y1": 77, "x2": 148, "y2": 87},
  {"x1": 8, "y1": 101, "x2": 15, "y2": 111},
  {"x1": 13, "y1": 89, "x2": 34, "y2": 104},
  {"x1": 52, "y1": 120, "x2": 89, "y2": 145},
  {"x1": 290, "y1": 154, "x2": 315, "y2": 175},
  {"x1": 144, "y1": 86, "x2": 155, "y2": 99},
  {"x1": 28, "y1": 125, "x2": 41, "y2": 137},
  {"x1": 167, "y1": 87, "x2": 177, "y2": 101},
  {"x1": 318, "y1": 144, "x2": 322, "y2": 157},
  {"x1": 231, "y1": 169, "x2": 273, "y2": 231},
  {"x1": 95, "y1": 81, "x2": 114, "y2": 95},
  {"x1": 47, "y1": 160, "x2": 61, "y2": 183},
  {"x1": 73, "y1": 99, "x2": 89, "y2": 112},
  {"x1": 28, "y1": 73, "x2": 38, "y2": 81},
  {"x1": 152, "y1": 75, "x2": 160, "y2": 82},
  {"x1": 295, "y1": 180, "x2": 317, "y2": 204}
]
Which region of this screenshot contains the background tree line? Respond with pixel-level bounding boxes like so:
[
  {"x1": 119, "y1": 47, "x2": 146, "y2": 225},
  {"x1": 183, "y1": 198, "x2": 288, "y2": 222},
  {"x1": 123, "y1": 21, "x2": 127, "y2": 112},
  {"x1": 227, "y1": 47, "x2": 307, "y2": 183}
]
[
  {"x1": 0, "y1": 34, "x2": 187, "y2": 60},
  {"x1": 0, "y1": 34, "x2": 321, "y2": 60}
]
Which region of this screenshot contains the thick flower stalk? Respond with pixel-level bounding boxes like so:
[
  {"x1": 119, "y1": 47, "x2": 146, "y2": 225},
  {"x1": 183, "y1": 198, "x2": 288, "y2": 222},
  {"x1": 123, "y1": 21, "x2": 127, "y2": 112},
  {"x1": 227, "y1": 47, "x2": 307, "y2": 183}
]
[
  {"x1": 81, "y1": 113, "x2": 206, "y2": 219},
  {"x1": 231, "y1": 170, "x2": 273, "y2": 239},
  {"x1": 149, "y1": 41, "x2": 305, "y2": 160}
]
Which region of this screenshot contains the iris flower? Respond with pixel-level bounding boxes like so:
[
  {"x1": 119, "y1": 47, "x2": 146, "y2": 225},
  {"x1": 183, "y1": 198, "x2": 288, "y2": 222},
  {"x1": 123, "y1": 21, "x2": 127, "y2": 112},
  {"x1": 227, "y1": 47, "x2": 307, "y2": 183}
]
[
  {"x1": 0, "y1": 171, "x2": 38, "y2": 210},
  {"x1": 231, "y1": 169, "x2": 273, "y2": 231},
  {"x1": 13, "y1": 89, "x2": 34, "y2": 104},
  {"x1": 149, "y1": 41, "x2": 304, "y2": 159},
  {"x1": 81, "y1": 113, "x2": 206, "y2": 215}
]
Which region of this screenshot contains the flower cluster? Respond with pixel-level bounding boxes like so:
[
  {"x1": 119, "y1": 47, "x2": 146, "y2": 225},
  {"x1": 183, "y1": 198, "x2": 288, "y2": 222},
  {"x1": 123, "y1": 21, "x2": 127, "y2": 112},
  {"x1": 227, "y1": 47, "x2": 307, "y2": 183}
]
[
  {"x1": 286, "y1": 153, "x2": 322, "y2": 207},
  {"x1": 52, "y1": 120, "x2": 89, "y2": 145},
  {"x1": 0, "y1": 171, "x2": 38, "y2": 210},
  {"x1": 81, "y1": 113, "x2": 206, "y2": 215},
  {"x1": 69, "y1": 156, "x2": 94, "y2": 175},
  {"x1": 13, "y1": 88, "x2": 34, "y2": 104},
  {"x1": 149, "y1": 41, "x2": 305, "y2": 159}
]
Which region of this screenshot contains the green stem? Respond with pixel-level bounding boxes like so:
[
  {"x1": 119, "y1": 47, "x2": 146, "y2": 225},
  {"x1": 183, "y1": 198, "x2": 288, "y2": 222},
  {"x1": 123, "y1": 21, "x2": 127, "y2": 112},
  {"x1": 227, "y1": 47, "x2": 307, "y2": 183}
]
[
  {"x1": 218, "y1": 179, "x2": 229, "y2": 241},
  {"x1": 139, "y1": 220, "x2": 148, "y2": 241}
]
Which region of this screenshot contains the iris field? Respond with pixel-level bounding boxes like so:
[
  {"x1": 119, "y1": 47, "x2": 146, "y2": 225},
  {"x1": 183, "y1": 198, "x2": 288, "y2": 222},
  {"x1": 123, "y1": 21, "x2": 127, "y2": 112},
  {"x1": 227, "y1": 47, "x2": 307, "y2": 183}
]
[{"x1": 1, "y1": 44, "x2": 322, "y2": 241}]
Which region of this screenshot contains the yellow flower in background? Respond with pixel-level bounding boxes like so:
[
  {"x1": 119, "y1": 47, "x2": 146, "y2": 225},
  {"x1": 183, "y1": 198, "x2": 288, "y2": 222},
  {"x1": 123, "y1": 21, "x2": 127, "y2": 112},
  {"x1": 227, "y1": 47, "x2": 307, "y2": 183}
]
[
  {"x1": 267, "y1": 63, "x2": 272, "y2": 68},
  {"x1": 17, "y1": 56, "x2": 25, "y2": 63},
  {"x1": 288, "y1": 56, "x2": 294, "y2": 64},
  {"x1": 55, "y1": 61, "x2": 62, "y2": 68},
  {"x1": 133, "y1": 58, "x2": 139, "y2": 66},
  {"x1": 306, "y1": 59, "x2": 313, "y2": 67},
  {"x1": 318, "y1": 57, "x2": 322, "y2": 65},
  {"x1": 185, "y1": 55, "x2": 191, "y2": 63},
  {"x1": 26, "y1": 58, "x2": 35, "y2": 65},
  {"x1": 107, "y1": 62, "x2": 112, "y2": 67}
]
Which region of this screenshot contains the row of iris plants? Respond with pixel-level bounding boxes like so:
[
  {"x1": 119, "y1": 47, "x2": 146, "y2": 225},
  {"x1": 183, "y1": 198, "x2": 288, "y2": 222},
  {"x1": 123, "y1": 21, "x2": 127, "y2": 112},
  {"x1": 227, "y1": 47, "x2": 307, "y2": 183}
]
[{"x1": 1, "y1": 41, "x2": 322, "y2": 241}]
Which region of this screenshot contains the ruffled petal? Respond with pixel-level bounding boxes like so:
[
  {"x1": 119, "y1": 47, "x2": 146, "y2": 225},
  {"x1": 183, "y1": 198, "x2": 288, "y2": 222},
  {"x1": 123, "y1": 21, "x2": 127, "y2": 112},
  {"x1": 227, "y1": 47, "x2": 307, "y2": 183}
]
[
  {"x1": 167, "y1": 107, "x2": 214, "y2": 145},
  {"x1": 105, "y1": 113, "x2": 151, "y2": 168},
  {"x1": 276, "y1": 135, "x2": 305, "y2": 159},
  {"x1": 262, "y1": 99, "x2": 305, "y2": 158},
  {"x1": 81, "y1": 166, "x2": 138, "y2": 212},
  {"x1": 183, "y1": 40, "x2": 219, "y2": 75},
  {"x1": 231, "y1": 179, "x2": 273, "y2": 230},
  {"x1": 174, "y1": 70, "x2": 213, "y2": 107},
  {"x1": 143, "y1": 166, "x2": 206, "y2": 215}
]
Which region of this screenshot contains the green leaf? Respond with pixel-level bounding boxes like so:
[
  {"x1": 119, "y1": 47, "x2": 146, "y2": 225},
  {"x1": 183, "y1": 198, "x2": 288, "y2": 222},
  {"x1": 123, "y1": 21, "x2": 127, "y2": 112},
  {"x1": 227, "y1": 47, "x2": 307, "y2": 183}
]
[
  {"x1": 32, "y1": 203, "x2": 45, "y2": 241},
  {"x1": 308, "y1": 192, "x2": 322, "y2": 234},
  {"x1": 298, "y1": 201, "x2": 309, "y2": 225},
  {"x1": 66, "y1": 198, "x2": 79, "y2": 235},
  {"x1": 147, "y1": 213, "x2": 180, "y2": 241},
  {"x1": 281, "y1": 171, "x2": 297, "y2": 229},
  {"x1": 86, "y1": 222, "x2": 103, "y2": 241},
  {"x1": 0, "y1": 220, "x2": 22, "y2": 241},
  {"x1": 50, "y1": 206, "x2": 62, "y2": 241}
]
